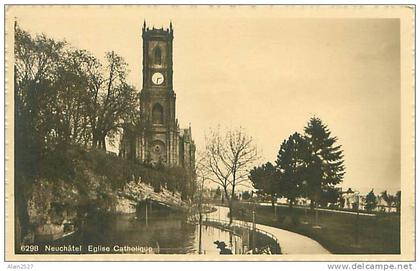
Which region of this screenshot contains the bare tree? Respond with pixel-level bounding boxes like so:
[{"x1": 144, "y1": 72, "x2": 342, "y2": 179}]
[
  {"x1": 194, "y1": 156, "x2": 211, "y2": 223},
  {"x1": 203, "y1": 127, "x2": 259, "y2": 224}
]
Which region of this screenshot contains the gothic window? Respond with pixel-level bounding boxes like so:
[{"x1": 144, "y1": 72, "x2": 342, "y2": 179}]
[
  {"x1": 154, "y1": 46, "x2": 162, "y2": 65},
  {"x1": 152, "y1": 103, "x2": 164, "y2": 124}
]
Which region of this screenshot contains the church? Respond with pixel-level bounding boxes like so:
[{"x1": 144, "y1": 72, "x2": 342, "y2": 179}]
[{"x1": 119, "y1": 22, "x2": 196, "y2": 170}]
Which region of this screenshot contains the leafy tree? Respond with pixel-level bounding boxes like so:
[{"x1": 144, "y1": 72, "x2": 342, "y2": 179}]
[
  {"x1": 304, "y1": 117, "x2": 345, "y2": 209},
  {"x1": 14, "y1": 24, "x2": 70, "y2": 241},
  {"x1": 51, "y1": 49, "x2": 94, "y2": 147},
  {"x1": 14, "y1": 24, "x2": 141, "y2": 243},
  {"x1": 276, "y1": 132, "x2": 309, "y2": 208},
  {"x1": 14, "y1": 24, "x2": 66, "y2": 176},
  {"x1": 86, "y1": 51, "x2": 138, "y2": 150},
  {"x1": 380, "y1": 190, "x2": 395, "y2": 212},
  {"x1": 249, "y1": 162, "x2": 278, "y2": 206},
  {"x1": 14, "y1": 25, "x2": 138, "y2": 155},
  {"x1": 364, "y1": 189, "x2": 378, "y2": 212}
]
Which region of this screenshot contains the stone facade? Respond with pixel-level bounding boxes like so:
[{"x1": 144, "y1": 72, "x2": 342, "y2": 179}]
[{"x1": 120, "y1": 22, "x2": 196, "y2": 170}]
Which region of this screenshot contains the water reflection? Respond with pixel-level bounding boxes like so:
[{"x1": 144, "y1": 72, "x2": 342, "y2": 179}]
[
  {"x1": 193, "y1": 223, "x2": 242, "y2": 254},
  {"x1": 45, "y1": 211, "x2": 240, "y2": 254}
]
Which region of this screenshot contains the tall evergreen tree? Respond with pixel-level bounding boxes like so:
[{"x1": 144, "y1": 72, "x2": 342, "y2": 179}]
[
  {"x1": 304, "y1": 117, "x2": 345, "y2": 208},
  {"x1": 275, "y1": 132, "x2": 309, "y2": 208}
]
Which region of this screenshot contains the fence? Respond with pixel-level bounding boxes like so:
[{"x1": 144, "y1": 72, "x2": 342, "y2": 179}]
[{"x1": 202, "y1": 217, "x2": 281, "y2": 254}]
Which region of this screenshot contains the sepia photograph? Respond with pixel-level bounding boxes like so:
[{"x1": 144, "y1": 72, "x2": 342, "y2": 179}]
[{"x1": 3, "y1": 4, "x2": 415, "y2": 263}]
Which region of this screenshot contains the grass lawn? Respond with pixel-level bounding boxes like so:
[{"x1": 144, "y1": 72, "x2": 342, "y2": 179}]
[{"x1": 231, "y1": 202, "x2": 400, "y2": 254}]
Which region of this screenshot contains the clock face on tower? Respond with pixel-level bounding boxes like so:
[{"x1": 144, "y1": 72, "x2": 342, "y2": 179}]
[{"x1": 152, "y1": 72, "x2": 164, "y2": 85}]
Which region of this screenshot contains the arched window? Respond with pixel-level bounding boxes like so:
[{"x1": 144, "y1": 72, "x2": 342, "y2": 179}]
[
  {"x1": 154, "y1": 46, "x2": 162, "y2": 65},
  {"x1": 152, "y1": 103, "x2": 164, "y2": 124}
]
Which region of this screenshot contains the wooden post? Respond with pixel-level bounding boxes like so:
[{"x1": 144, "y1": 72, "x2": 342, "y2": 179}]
[
  {"x1": 274, "y1": 204, "x2": 277, "y2": 220},
  {"x1": 355, "y1": 193, "x2": 360, "y2": 247},
  {"x1": 145, "y1": 200, "x2": 148, "y2": 226},
  {"x1": 252, "y1": 210, "x2": 256, "y2": 253},
  {"x1": 150, "y1": 201, "x2": 152, "y2": 214},
  {"x1": 198, "y1": 219, "x2": 202, "y2": 254}
]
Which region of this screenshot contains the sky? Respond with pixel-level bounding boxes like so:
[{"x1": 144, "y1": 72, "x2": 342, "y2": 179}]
[{"x1": 8, "y1": 6, "x2": 401, "y2": 194}]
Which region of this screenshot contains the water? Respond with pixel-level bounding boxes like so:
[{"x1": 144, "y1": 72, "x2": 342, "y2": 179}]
[{"x1": 37, "y1": 211, "x2": 241, "y2": 255}]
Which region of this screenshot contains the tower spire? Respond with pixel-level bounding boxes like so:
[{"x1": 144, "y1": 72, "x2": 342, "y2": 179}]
[
  {"x1": 142, "y1": 20, "x2": 147, "y2": 34},
  {"x1": 169, "y1": 20, "x2": 173, "y2": 35}
]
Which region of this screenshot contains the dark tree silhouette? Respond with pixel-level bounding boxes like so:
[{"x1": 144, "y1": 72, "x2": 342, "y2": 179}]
[
  {"x1": 14, "y1": 24, "x2": 67, "y2": 173},
  {"x1": 395, "y1": 190, "x2": 401, "y2": 213},
  {"x1": 87, "y1": 51, "x2": 138, "y2": 150},
  {"x1": 380, "y1": 190, "x2": 395, "y2": 212},
  {"x1": 319, "y1": 187, "x2": 341, "y2": 208},
  {"x1": 15, "y1": 24, "x2": 138, "y2": 153},
  {"x1": 304, "y1": 117, "x2": 345, "y2": 209},
  {"x1": 249, "y1": 162, "x2": 278, "y2": 206},
  {"x1": 275, "y1": 132, "x2": 309, "y2": 208},
  {"x1": 365, "y1": 189, "x2": 378, "y2": 212}
]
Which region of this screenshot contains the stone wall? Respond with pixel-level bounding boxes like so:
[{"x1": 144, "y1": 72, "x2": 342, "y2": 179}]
[{"x1": 119, "y1": 178, "x2": 187, "y2": 211}]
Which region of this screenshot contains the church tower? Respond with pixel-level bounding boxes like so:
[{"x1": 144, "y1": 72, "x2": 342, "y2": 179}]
[
  {"x1": 137, "y1": 21, "x2": 179, "y2": 165},
  {"x1": 120, "y1": 21, "x2": 195, "y2": 170}
]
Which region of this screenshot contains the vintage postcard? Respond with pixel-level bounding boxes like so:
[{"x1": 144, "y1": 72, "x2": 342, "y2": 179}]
[{"x1": 3, "y1": 5, "x2": 415, "y2": 262}]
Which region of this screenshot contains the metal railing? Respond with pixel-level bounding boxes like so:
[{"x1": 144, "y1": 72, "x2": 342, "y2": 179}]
[{"x1": 202, "y1": 217, "x2": 281, "y2": 254}]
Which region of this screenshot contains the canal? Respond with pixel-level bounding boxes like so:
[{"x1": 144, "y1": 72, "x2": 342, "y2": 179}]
[
  {"x1": 34, "y1": 210, "x2": 242, "y2": 255},
  {"x1": 30, "y1": 205, "x2": 280, "y2": 255}
]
